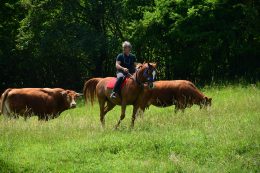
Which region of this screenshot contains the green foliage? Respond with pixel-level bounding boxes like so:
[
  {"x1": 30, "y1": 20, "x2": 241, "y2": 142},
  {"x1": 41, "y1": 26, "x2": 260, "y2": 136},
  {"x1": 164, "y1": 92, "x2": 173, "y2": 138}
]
[
  {"x1": 0, "y1": 85, "x2": 259, "y2": 172},
  {"x1": 137, "y1": 0, "x2": 260, "y2": 81},
  {"x1": 0, "y1": 0, "x2": 259, "y2": 91}
]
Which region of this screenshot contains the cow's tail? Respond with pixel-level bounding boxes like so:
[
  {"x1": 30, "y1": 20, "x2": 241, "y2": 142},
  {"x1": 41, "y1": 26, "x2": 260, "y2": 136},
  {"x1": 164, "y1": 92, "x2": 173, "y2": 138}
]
[
  {"x1": 1, "y1": 88, "x2": 12, "y2": 115},
  {"x1": 83, "y1": 78, "x2": 102, "y2": 105}
]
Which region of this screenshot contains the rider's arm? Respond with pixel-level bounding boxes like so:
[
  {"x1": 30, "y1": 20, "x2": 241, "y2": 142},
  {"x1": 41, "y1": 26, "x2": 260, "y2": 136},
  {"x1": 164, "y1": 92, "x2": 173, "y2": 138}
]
[{"x1": 116, "y1": 61, "x2": 126, "y2": 71}]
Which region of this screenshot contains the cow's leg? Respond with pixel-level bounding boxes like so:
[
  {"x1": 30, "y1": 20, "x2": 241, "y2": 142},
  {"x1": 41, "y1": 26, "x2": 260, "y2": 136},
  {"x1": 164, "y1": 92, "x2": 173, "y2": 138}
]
[
  {"x1": 115, "y1": 103, "x2": 126, "y2": 129},
  {"x1": 38, "y1": 116, "x2": 43, "y2": 121},
  {"x1": 137, "y1": 108, "x2": 145, "y2": 119},
  {"x1": 98, "y1": 97, "x2": 106, "y2": 128},
  {"x1": 175, "y1": 104, "x2": 179, "y2": 113},
  {"x1": 130, "y1": 105, "x2": 139, "y2": 128},
  {"x1": 24, "y1": 115, "x2": 28, "y2": 121},
  {"x1": 175, "y1": 98, "x2": 185, "y2": 113},
  {"x1": 45, "y1": 115, "x2": 50, "y2": 121},
  {"x1": 38, "y1": 115, "x2": 48, "y2": 121},
  {"x1": 175, "y1": 103, "x2": 184, "y2": 113},
  {"x1": 12, "y1": 113, "x2": 19, "y2": 119},
  {"x1": 137, "y1": 98, "x2": 148, "y2": 119},
  {"x1": 177, "y1": 103, "x2": 185, "y2": 113},
  {"x1": 179, "y1": 104, "x2": 185, "y2": 113}
]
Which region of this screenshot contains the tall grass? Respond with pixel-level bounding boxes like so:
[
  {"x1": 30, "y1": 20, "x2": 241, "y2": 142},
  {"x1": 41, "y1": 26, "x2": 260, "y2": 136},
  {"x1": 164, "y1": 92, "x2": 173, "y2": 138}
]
[{"x1": 0, "y1": 85, "x2": 259, "y2": 172}]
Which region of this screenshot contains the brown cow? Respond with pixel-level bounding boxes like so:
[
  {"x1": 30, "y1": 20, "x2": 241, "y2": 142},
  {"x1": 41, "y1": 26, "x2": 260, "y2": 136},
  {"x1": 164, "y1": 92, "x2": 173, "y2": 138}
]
[
  {"x1": 138, "y1": 80, "x2": 212, "y2": 112},
  {"x1": 1, "y1": 88, "x2": 80, "y2": 120}
]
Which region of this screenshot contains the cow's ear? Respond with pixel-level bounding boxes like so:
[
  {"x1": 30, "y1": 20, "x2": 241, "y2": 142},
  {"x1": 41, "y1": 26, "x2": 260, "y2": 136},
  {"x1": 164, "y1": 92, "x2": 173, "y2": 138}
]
[
  {"x1": 205, "y1": 96, "x2": 212, "y2": 102},
  {"x1": 77, "y1": 93, "x2": 83, "y2": 97},
  {"x1": 60, "y1": 91, "x2": 67, "y2": 96}
]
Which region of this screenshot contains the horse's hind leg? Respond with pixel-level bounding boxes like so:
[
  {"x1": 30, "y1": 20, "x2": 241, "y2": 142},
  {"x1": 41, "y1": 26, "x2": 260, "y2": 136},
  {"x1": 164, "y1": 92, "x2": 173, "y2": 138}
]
[
  {"x1": 98, "y1": 98, "x2": 106, "y2": 128},
  {"x1": 101, "y1": 101, "x2": 115, "y2": 128}
]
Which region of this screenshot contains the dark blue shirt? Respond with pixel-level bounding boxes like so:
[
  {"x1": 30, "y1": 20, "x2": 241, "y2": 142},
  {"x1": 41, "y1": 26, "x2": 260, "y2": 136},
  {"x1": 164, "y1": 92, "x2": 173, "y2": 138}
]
[{"x1": 116, "y1": 53, "x2": 136, "y2": 74}]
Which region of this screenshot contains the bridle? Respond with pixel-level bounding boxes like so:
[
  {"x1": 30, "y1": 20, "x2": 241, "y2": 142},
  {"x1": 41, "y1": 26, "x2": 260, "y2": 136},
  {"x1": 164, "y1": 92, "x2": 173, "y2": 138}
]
[
  {"x1": 143, "y1": 68, "x2": 156, "y2": 83},
  {"x1": 128, "y1": 66, "x2": 156, "y2": 87}
]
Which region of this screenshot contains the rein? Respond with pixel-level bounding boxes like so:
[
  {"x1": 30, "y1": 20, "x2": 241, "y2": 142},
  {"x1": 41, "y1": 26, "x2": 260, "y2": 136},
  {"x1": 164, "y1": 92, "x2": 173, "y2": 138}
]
[
  {"x1": 128, "y1": 66, "x2": 147, "y2": 87},
  {"x1": 127, "y1": 65, "x2": 157, "y2": 87},
  {"x1": 127, "y1": 71, "x2": 143, "y2": 87}
]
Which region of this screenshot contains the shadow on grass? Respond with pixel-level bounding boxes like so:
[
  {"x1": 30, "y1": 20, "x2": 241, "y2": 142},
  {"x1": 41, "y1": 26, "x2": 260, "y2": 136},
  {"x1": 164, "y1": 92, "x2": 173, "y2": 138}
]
[{"x1": 0, "y1": 159, "x2": 17, "y2": 173}]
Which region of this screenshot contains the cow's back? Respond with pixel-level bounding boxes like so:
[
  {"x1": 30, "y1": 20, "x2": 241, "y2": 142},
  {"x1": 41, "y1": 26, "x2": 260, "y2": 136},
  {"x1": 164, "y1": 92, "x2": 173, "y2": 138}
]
[
  {"x1": 147, "y1": 80, "x2": 205, "y2": 106},
  {"x1": 174, "y1": 81, "x2": 205, "y2": 105},
  {"x1": 147, "y1": 81, "x2": 180, "y2": 107},
  {"x1": 4, "y1": 88, "x2": 65, "y2": 116}
]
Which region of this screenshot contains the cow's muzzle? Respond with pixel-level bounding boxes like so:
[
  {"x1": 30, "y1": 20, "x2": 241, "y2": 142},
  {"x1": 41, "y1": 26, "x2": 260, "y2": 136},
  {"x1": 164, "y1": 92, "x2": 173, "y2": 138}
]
[{"x1": 70, "y1": 102, "x2": 77, "y2": 108}]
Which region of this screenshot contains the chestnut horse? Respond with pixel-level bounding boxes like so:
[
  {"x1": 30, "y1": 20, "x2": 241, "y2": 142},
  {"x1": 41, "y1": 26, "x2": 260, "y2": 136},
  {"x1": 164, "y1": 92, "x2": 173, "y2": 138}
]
[
  {"x1": 83, "y1": 63, "x2": 157, "y2": 128},
  {"x1": 138, "y1": 80, "x2": 212, "y2": 112}
]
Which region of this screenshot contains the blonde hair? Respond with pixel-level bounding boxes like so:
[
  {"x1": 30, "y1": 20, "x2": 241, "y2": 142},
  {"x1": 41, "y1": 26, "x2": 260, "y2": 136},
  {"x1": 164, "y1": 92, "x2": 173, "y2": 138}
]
[{"x1": 122, "y1": 41, "x2": 132, "y2": 49}]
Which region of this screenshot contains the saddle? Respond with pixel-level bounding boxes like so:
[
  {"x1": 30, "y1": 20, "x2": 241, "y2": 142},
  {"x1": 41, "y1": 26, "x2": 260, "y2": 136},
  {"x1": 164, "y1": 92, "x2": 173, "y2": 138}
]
[{"x1": 106, "y1": 77, "x2": 129, "y2": 89}]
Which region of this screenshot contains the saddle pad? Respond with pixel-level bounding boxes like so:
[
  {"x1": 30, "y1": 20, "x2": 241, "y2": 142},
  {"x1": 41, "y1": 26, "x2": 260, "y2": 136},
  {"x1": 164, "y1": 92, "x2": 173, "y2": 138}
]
[{"x1": 107, "y1": 77, "x2": 128, "y2": 89}]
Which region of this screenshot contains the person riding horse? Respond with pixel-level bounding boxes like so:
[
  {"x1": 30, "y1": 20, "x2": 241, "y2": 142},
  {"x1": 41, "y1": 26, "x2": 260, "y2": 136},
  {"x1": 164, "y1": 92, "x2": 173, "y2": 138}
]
[{"x1": 110, "y1": 41, "x2": 138, "y2": 98}]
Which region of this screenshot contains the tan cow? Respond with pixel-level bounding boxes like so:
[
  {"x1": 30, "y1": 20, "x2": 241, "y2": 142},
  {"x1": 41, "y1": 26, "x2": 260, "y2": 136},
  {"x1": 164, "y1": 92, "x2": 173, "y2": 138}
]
[
  {"x1": 139, "y1": 80, "x2": 212, "y2": 112},
  {"x1": 1, "y1": 88, "x2": 80, "y2": 120}
]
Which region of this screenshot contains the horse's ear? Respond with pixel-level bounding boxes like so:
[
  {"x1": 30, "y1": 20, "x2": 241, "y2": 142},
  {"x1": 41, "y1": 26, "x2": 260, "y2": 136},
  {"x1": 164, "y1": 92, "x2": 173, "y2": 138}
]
[
  {"x1": 148, "y1": 62, "x2": 157, "y2": 68},
  {"x1": 136, "y1": 63, "x2": 142, "y2": 69},
  {"x1": 152, "y1": 63, "x2": 157, "y2": 68},
  {"x1": 148, "y1": 63, "x2": 152, "y2": 68}
]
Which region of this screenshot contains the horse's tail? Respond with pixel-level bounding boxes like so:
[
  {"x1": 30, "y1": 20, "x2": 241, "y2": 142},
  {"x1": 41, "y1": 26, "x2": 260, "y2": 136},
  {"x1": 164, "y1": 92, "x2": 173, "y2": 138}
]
[
  {"x1": 83, "y1": 78, "x2": 103, "y2": 105},
  {"x1": 1, "y1": 88, "x2": 12, "y2": 115}
]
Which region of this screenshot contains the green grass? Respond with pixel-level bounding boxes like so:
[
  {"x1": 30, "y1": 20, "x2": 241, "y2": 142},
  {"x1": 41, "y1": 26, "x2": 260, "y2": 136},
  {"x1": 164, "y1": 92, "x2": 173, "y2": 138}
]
[{"x1": 0, "y1": 85, "x2": 259, "y2": 172}]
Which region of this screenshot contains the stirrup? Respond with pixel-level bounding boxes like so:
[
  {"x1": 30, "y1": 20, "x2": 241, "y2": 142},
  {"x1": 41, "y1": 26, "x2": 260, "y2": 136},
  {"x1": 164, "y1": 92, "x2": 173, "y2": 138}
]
[{"x1": 110, "y1": 92, "x2": 117, "y2": 99}]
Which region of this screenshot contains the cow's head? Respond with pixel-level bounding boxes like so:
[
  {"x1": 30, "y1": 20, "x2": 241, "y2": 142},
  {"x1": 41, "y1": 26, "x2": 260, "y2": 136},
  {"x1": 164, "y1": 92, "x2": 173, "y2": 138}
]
[
  {"x1": 201, "y1": 96, "x2": 212, "y2": 107},
  {"x1": 61, "y1": 90, "x2": 81, "y2": 109}
]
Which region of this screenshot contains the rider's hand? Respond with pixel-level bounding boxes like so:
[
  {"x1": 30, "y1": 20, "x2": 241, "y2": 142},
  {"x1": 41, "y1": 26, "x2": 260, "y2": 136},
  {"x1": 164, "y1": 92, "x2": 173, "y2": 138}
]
[{"x1": 123, "y1": 68, "x2": 129, "y2": 73}]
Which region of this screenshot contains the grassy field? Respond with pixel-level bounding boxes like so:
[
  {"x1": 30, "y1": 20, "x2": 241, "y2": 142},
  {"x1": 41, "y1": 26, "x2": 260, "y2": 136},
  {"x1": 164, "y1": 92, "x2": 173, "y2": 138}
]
[{"x1": 0, "y1": 85, "x2": 259, "y2": 172}]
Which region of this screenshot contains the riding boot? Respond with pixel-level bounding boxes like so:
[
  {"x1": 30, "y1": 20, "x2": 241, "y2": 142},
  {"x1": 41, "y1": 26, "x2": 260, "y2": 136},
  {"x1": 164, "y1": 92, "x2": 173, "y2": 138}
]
[
  {"x1": 110, "y1": 77, "x2": 124, "y2": 98},
  {"x1": 114, "y1": 77, "x2": 124, "y2": 93},
  {"x1": 110, "y1": 71, "x2": 126, "y2": 98}
]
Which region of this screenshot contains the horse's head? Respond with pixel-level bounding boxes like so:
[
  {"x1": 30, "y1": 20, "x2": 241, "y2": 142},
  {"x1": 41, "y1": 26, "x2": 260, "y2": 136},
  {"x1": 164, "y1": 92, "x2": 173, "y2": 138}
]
[{"x1": 136, "y1": 62, "x2": 157, "y2": 88}]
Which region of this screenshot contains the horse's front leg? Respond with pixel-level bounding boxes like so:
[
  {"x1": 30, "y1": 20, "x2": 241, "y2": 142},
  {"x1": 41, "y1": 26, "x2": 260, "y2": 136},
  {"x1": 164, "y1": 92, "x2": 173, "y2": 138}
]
[
  {"x1": 115, "y1": 103, "x2": 126, "y2": 129},
  {"x1": 130, "y1": 105, "x2": 139, "y2": 128}
]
